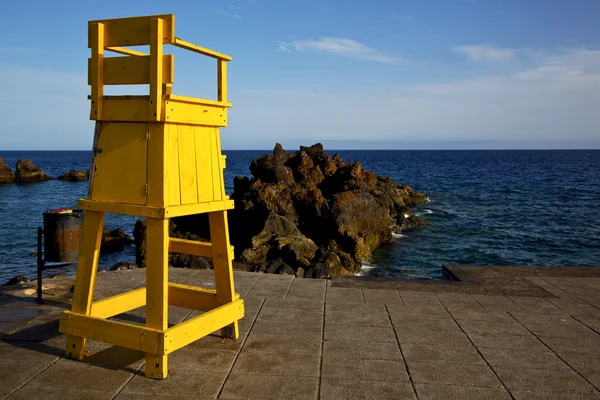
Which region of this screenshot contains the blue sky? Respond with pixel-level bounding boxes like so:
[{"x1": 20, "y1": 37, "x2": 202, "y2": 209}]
[{"x1": 1, "y1": 0, "x2": 599, "y2": 150}]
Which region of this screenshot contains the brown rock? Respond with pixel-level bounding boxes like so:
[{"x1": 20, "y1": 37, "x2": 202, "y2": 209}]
[
  {"x1": 15, "y1": 159, "x2": 50, "y2": 183},
  {"x1": 101, "y1": 228, "x2": 134, "y2": 253},
  {"x1": 58, "y1": 170, "x2": 89, "y2": 182},
  {"x1": 0, "y1": 157, "x2": 16, "y2": 184}
]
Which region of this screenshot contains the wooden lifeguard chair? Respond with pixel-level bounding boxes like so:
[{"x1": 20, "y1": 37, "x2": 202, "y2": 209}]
[{"x1": 58, "y1": 14, "x2": 244, "y2": 379}]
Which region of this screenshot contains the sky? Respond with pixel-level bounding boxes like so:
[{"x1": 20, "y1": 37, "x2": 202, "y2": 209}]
[{"x1": 1, "y1": 0, "x2": 599, "y2": 150}]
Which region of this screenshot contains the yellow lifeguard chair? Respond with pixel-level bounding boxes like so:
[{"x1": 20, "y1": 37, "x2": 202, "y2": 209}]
[{"x1": 58, "y1": 14, "x2": 244, "y2": 379}]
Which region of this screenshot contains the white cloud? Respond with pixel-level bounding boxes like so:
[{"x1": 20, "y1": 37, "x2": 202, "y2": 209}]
[
  {"x1": 453, "y1": 44, "x2": 515, "y2": 62},
  {"x1": 278, "y1": 37, "x2": 402, "y2": 64},
  {"x1": 228, "y1": 49, "x2": 600, "y2": 148}
]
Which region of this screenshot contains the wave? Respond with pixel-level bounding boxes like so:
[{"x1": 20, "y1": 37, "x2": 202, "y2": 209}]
[
  {"x1": 392, "y1": 232, "x2": 405, "y2": 238},
  {"x1": 354, "y1": 264, "x2": 376, "y2": 276}
]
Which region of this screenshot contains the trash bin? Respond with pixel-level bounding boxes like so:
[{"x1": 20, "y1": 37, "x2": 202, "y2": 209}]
[{"x1": 43, "y1": 208, "x2": 85, "y2": 262}]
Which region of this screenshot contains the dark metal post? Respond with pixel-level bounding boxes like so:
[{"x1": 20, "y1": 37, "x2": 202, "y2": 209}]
[{"x1": 37, "y1": 227, "x2": 44, "y2": 304}]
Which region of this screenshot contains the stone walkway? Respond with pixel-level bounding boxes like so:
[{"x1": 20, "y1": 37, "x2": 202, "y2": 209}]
[{"x1": 1, "y1": 267, "x2": 600, "y2": 399}]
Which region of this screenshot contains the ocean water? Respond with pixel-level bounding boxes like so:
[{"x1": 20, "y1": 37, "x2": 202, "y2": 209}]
[{"x1": 0, "y1": 149, "x2": 599, "y2": 282}]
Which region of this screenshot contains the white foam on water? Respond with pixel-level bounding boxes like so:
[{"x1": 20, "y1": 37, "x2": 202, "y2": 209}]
[
  {"x1": 354, "y1": 264, "x2": 376, "y2": 276},
  {"x1": 425, "y1": 196, "x2": 432, "y2": 203},
  {"x1": 423, "y1": 209, "x2": 434, "y2": 214},
  {"x1": 392, "y1": 232, "x2": 405, "y2": 238}
]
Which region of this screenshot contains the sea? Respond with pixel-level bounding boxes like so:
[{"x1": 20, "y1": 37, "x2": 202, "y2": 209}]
[{"x1": 0, "y1": 150, "x2": 599, "y2": 283}]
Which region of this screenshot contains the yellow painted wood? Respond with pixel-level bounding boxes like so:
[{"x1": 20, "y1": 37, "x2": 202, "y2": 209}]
[
  {"x1": 172, "y1": 37, "x2": 231, "y2": 61},
  {"x1": 90, "y1": 287, "x2": 146, "y2": 319},
  {"x1": 218, "y1": 59, "x2": 227, "y2": 102},
  {"x1": 166, "y1": 124, "x2": 181, "y2": 206},
  {"x1": 169, "y1": 237, "x2": 212, "y2": 257},
  {"x1": 106, "y1": 46, "x2": 148, "y2": 56},
  {"x1": 177, "y1": 124, "x2": 198, "y2": 204},
  {"x1": 211, "y1": 128, "x2": 225, "y2": 201},
  {"x1": 61, "y1": 311, "x2": 162, "y2": 354},
  {"x1": 77, "y1": 198, "x2": 234, "y2": 218},
  {"x1": 90, "y1": 122, "x2": 148, "y2": 205},
  {"x1": 87, "y1": 55, "x2": 174, "y2": 86},
  {"x1": 149, "y1": 18, "x2": 163, "y2": 121},
  {"x1": 145, "y1": 218, "x2": 169, "y2": 378},
  {"x1": 165, "y1": 101, "x2": 227, "y2": 127},
  {"x1": 165, "y1": 94, "x2": 231, "y2": 108},
  {"x1": 195, "y1": 126, "x2": 214, "y2": 202},
  {"x1": 168, "y1": 283, "x2": 218, "y2": 311},
  {"x1": 100, "y1": 97, "x2": 149, "y2": 121},
  {"x1": 209, "y1": 210, "x2": 239, "y2": 339},
  {"x1": 88, "y1": 14, "x2": 175, "y2": 48},
  {"x1": 147, "y1": 123, "x2": 167, "y2": 207},
  {"x1": 90, "y1": 22, "x2": 104, "y2": 120},
  {"x1": 86, "y1": 122, "x2": 100, "y2": 199},
  {"x1": 163, "y1": 299, "x2": 244, "y2": 354},
  {"x1": 62, "y1": 210, "x2": 104, "y2": 359}
]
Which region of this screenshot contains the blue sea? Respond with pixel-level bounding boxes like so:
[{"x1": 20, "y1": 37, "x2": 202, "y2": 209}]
[{"x1": 0, "y1": 150, "x2": 599, "y2": 283}]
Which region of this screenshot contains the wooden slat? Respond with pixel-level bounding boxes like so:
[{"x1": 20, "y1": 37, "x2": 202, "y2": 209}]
[
  {"x1": 90, "y1": 22, "x2": 104, "y2": 120},
  {"x1": 168, "y1": 282, "x2": 218, "y2": 311},
  {"x1": 195, "y1": 126, "x2": 214, "y2": 202},
  {"x1": 91, "y1": 287, "x2": 146, "y2": 319},
  {"x1": 147, "y1": 123, "x2": 167, "y2": 207},
  {"x1": 177, "y1": 124, "x2": 198, "y2": 204},
  {"x1": 218, "y1": 59, "x2": 227, "y2": 102},
  {"x1": 172, "y1": 37, "x2": 231, "y2": 61},
  {"x1": 106, "y1": 46, "x2": 148, "y2": 56},
  {"x1": 164, "y1": 101, "x2": 228, "y2": 127},
  {"x1": 100, "y1": 97, "x2": 149, "y2": 121},
  {"x1": 60, "y1": 311, "x2": 162, "y2": 354},
  {"x1": 162, "y1": 299, "x2": 244, "y2": 354},
  {"x1": 164, "y1": 94, "x2": 231, "y2": 108},
  {"x1": 88, "y1": 14, "x2": 175, "y2": 47},
  {"x1": 169, "y1": 237, "x2": 212, "y2": 257},
  {"x1": 166, "y1": 124, "x2": 181, "y2": 206},
  {"x1": 149, "y1": 18, "x2": 163, "y2": 121},
  {"x1": 211, "y1": 128, "x2": 223, "y2": 201},
  {"x1": 87, "y1": 55, "x2": 174, "y2": 85}
]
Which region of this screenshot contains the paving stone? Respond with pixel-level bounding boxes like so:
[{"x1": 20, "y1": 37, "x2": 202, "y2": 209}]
[
  {"x1": 478, "y1": 347, "x2": 570, "y2": 370},
  {"x1": 4, "y1": 313, "x2": 64, "y2": 342},
  {"x1": 457, "y1": 318, "x2": 531, "y2": 335},
  {"x1": 390, "y1": 315, "x2": 461, "y2": 331},
  {"x1": 0, "y1": 321, "x2": 25, "y2": 337},
  {"x1": 232, "y1": 350, "x2": 320, "y2": 377},
  {"x1": 262, "y1": 297, "x2": 322, "y2": 312},
  {"x1": 255, "y1": 304, "x2": 323, "y2": 325},
  {"x1": 558, "y1": 352, "x2": 600, "y2": 387},
  {"x1": 409, "y1": 361, "x2": 501, "y2": 387},
  {"x1": 250, "y1": 320, "x2": 322, "y2": 338},
  {"x1": 323, "y1": 338, "x2": 402, "y2": 360},
  {"x1": 402, "y1": 343, "x2": 485, "y2": 365},
  {"x1": 447, "y1": 308, "x2": 513, "y2": 321},
  {"x1": 548, "y1": 298, "x2": 600, "y2": 317},
  {"x1": 244, "y1": 333, "x2": 322, "y2": 355},
  {"x1": 0, "y1": 306, "x2": 52, "y2": 322},
  {"x1": 521, "y1": 321, "x2": 598, "y2": 339},
  {"x1": 415, "y1": 384, "x2": 512, "y2": 400},
  {"x1": 395, "y1": 328, "x2": 472, "y2": 346},
  {"x1": 471, "y1": 294, "x2": 523, "y2": 311},
  {"x1": 467, "y1": 332, "x2": 547, "y2": 351},
  {"x1": 121, "y1": 370, "x2": 225, "y2": 397},
  {"x1": 540, "y1": 335, "x2": 600, "y2": 354},
  {"x1": 246, "y1": 276, "x2": 292, "y2": 299},
  {"x1": 167, "y1": 348, "x2": 237, "y2": 373},
  {"x1": 77, "y1": 342, "x2": 145, "y2": 371},
  {"x1": 220, "y1": 371, "x2": 318, "y2": 400},
  {"x1": 285, "y1": 279, "x2": 326, "y2": 301},
  {"x1": 184, "y1": 333, "x2": 244, "y2": 352},
  {"x1": 326, "y1": 287, "x2": 364, "y2": 303},
  {"x1": 436, "y1": 293, "x2": 484, "y2": 309},
  {"x1": 508, "y1": 296, "x2": 564, "y2": 314},
  {"x1": 387, "y1": 304, "x2": 452, "y2": 319},
  {"x1": 399, "y1": 291, "x2": 441, "y2": 307},
  {"x1": 324, "y1": 324, "x2": 397, "y2": 342},
  {"x1": 0, "y1": 340, "x2": 64, "y2": 363},
  {"x1": 322, "y1": 356, "x2": 409, "y2": 381},
  {"x1": 9, "y1": 386, "x2": 113, "y2": 400},
  {"x1": 575, "y1": 315, "x2": 600, "y2": 333},
  {"x1": 321, "y1": 378, "x2": 416, "y2": 400},
  {"x1": 362, "y1": 289, "x2": 403, "y2": 304},
  {"x1": 326, "y1": 306, "x2": 391, "y2": 327},
  {"x1": 115, "y1": 394, "x2": 198, "y2": 399},
  {"x1": 494, "y1": 366, "x2": 597, "y2": 393},
  {"x1": 0, "y1": 360, "x2": 50, "y2": 398},
  {"x1": 511, "y1": 390, "x2": 600, "y2": 399},
  {"x1": 24, "y1": 358, "x2": 134, "y2": 393}
]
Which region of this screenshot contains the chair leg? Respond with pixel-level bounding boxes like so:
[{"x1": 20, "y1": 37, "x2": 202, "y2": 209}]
[
  {"x1": 65, "y1": 211, "x2": 105, "y2": 360},
  {"x1": 209, "y1": 210, "x2": 239, "y2": 340},
  {"x1": 144, "y1": 218, "x2": 169, "y2": 379}
]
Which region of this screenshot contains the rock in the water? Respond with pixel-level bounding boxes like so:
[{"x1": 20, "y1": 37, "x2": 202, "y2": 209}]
[
  {"x1": 0, "y1": 157, "x2": 16, "y2": 184},
  {"x1": 110, "y1": 262, "x2": 138, "y2": 271},
  {"x1": 101, "y1": 228, "x2": 134, "y2": 253},
  {"x1": 133, "y1": 218, "x2": 212, "y2": 269},
  {"x1": 5, "y1": 275, "x2": 30, "y2": 285},
  {"x1": 15, "y1": 159, "x2": 50, "y2": 183},
  {"x1": 58, "y1": 170, "x2": 89, "y2": 182},
  {"x1": 162, "y1": 143, "x2": 428, "y2": 277}
]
